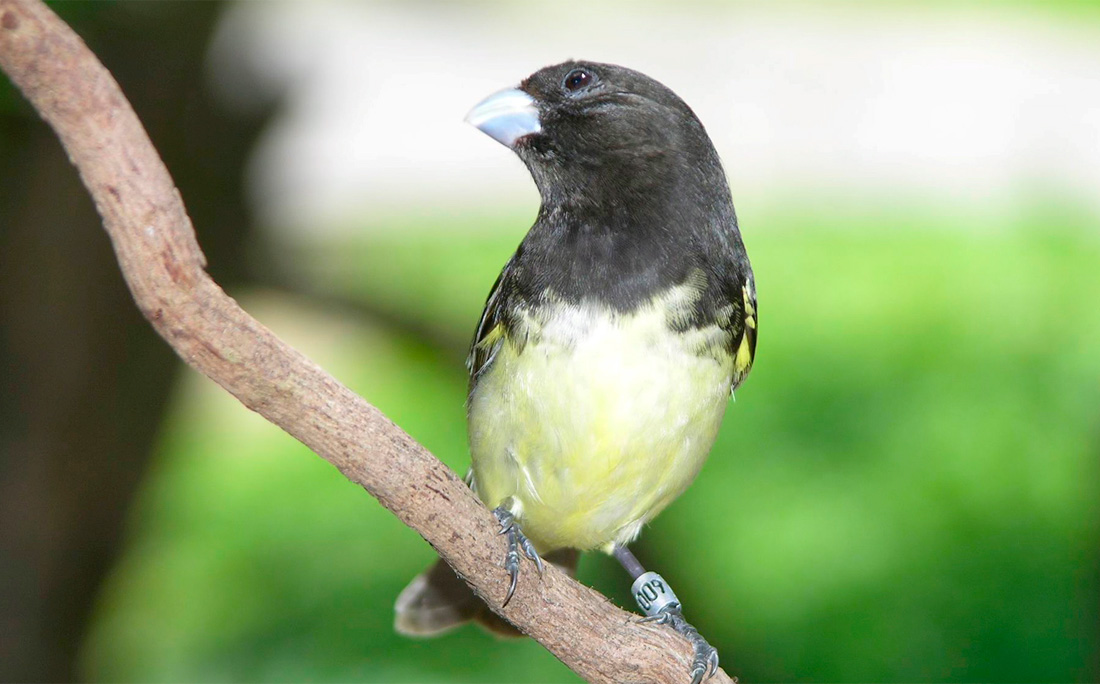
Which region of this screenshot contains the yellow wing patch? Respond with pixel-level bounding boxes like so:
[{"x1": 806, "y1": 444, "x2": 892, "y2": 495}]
[
  {"x1": 734, "y1": 333, "x2": 754, "y2": 375},
  {"x1": 478, "y1": 323, "x2": 505, "y2": 349},
  {"x1": 732, "y1": 281, "x2": 757, "y2": 388}
]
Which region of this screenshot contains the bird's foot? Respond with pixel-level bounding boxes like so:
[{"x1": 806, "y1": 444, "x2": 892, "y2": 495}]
[
  {"x1": 630, "y1": 569, "x2": 718, "y2": 684},
  {"x1": 493, "y1": 505, "x2": 544, "y2": 607},
  {"x1": 643, "y1": 605, "x2": 720, "y2": 684}
]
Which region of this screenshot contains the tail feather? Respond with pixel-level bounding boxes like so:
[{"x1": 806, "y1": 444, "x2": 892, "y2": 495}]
[{"x1": 394, "y1": 549, "x2": 580, "y2": 639}]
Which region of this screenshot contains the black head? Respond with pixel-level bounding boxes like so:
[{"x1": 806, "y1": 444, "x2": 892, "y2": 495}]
[
  {"x1": 467, "y1": 61, "x2": 729, "y2": 212},
  {"x1": 517, "y1": 61, "x2": 721, "y2": 200}
]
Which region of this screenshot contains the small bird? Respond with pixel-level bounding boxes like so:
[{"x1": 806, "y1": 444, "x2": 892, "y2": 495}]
[{"x1": 395, "y1": 61, "x2": 757, "y2": 683}]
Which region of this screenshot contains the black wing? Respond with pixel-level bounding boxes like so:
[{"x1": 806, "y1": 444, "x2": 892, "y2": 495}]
[
  {"x1": 466, "y1": 257, "x2": 515, "y2": 388},
  {"x1": 729, "y1": 272, "x2": 757, "y2": 391}
]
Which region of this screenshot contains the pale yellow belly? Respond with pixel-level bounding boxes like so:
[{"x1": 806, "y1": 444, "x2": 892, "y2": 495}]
[{"x1": 467, "y1": 301, "x2": 733, "y2": 552}]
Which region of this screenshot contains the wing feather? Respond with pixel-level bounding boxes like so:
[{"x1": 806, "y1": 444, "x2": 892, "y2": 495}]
[
  {"x1": 467, "y1": 258, "x2": 515, "y2": 384},
  {"x1": 729, "y1": 274, "x2": 757, "y2": 390}
]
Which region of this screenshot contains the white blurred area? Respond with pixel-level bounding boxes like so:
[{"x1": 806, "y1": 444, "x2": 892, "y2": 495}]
[{"x1": 206, "y1": 1, "x2": 1100, "y2": 234}]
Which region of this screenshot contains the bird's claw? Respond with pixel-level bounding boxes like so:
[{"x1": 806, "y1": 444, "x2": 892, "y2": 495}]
[
  {"x1": 692, "y1": 647, "x2": 720, "y2": 684},
  {"x1": 639, "y1": 608, "x2": 676, "y2": 625},
  {"x1": 493, "y1": 506, "x2": 543, "y2": 607},
  {"x1": 521, "y1": 535, "x2": 545, "y2": 575},
  {"x1": 645, "y1": 605, "x2": 719, "y2": 684}
]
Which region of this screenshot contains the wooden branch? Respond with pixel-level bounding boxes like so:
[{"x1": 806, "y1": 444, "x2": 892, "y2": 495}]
[{"x1": 0, "y1": 2, "x2": 736, "y2": 682}]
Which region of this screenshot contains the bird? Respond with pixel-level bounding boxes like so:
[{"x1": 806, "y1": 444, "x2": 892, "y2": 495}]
[{"x1": 394, "y1": 60, "x2": 757, "y2": 683}]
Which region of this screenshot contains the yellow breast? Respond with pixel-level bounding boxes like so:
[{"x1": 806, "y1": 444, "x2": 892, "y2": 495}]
[{"x1": 467, "y1": 288, "x2": 734, "y2": 552}]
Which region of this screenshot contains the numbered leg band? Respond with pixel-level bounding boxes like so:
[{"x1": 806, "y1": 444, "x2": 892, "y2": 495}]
[{"x1": 631, "y1": 571, "x2": 681, "y2": 617}]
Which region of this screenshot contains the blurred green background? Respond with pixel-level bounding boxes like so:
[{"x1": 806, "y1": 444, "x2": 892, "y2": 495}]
[{"x1": 2, "y1": 2, "x2": 1098, "y2": 683}]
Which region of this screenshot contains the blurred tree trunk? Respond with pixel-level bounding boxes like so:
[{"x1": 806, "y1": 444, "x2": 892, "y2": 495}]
[{"x1": 0, "y1": 3, "x2": 270, "y2": 680}]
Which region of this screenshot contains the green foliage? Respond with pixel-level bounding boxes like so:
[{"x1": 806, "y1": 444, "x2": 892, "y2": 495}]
[{"x1": 82, "y1": 205, "x2": 1100, "y2": 682}]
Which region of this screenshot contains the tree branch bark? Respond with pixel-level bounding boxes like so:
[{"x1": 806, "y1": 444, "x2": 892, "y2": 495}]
[{"x1": 0, "y1": 2, "x2": 736, "y2": 682}]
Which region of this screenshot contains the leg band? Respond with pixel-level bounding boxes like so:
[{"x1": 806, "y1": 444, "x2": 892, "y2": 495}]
[{"x1": 631, "y1": 571, "x2": 681, "y2": 617}]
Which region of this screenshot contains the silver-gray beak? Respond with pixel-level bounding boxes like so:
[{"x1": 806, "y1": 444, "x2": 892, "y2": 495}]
[{"x1": 465, "y1": 88, "x2": 541, "y2": 148}]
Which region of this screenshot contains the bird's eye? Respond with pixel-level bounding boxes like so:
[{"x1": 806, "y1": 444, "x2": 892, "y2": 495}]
[{"x1": 563, "y1": 69, "x2": 593, "y2": 92}]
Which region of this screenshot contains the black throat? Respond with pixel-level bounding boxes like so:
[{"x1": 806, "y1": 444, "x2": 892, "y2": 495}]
[{"x1": 510, "y1": 141, "x2": 741, "y2": 313}]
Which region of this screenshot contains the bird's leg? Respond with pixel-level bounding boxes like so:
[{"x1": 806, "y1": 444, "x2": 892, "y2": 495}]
[
  {"x1": 613, "y1": 545, "x2": 720, "y2": 684},
  {"x1": 493, "y1": 502, "x2": 544, "y2": 607}
]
